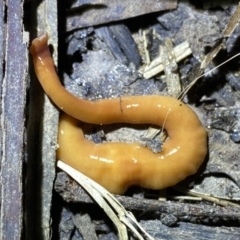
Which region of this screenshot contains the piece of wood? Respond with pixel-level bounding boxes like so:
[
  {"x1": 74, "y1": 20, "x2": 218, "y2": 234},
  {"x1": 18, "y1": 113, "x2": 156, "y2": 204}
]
[
  {"x1": 0, "y1": 1, "x2": 28, "y2": 239},
  {"x1": 141, "y1": 220, "x2": 240, "y2": 240},
  {"x1": 66, "y1": 0, "x2": 177, "y2": 31},
  {"x1": 25, "y1": 0, "x2": 58, "y2": 239},
  {"x1": 55, "y1": 172, "x2": 240, "y2": 221},
  {"x1": 0, "y1": 0, "x2": 4, "y2": 160},
  {"x1": 161, "y1": 38, "x2": 181, "y2": 97},
  {"x1": 95, "y1": 24, "x2": 141, "y2": 68},
  {"x1": 73, "y1": 214, "x2": 98, "y2": 240}
]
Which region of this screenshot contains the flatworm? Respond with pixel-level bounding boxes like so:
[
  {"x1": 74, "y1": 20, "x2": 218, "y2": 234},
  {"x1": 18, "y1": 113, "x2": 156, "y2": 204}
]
[{"x1": 30, "y1": 34, "x2": 207, "y2": 194}]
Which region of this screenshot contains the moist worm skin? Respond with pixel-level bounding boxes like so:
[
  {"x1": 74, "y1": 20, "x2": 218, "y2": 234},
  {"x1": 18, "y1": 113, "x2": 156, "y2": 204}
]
[{"x1": 30, "y1": 34, "x2": 208, "y2": 194}]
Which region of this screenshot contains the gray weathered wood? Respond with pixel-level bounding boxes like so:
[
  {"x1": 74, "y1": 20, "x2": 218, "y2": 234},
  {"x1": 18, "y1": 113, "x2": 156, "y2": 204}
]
[
  {"x1": 73, "y1": 214, "x2": 98, "y2": 240},
  {"x1": 0, "y1": 0, "x2": 28, "y2": 239},
  {"x1": 55, "y1": 172, "x2": 240, "y2": 221},
  {"x1": 67, "y1": 0, "x2": 177, "y2": 31},
  {"x1": 141, "y1": 220, "x2": 240, "y2": 240},
  {"x1": 0, "y1": 0, "x2": 5, "y2": 161},
  {"x1": 26, "y1": 0, "x2": 58, "y2": 239}
]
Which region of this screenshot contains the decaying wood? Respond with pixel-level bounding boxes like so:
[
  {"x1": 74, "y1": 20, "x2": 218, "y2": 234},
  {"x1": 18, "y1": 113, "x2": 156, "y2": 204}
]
[
  {"x1": 55, "y1": 172, "x2": 240, "y2": 221},
  {"x1": 66, "y1": 0, "x2": 177, "y2": 31},
  {"x1": 26, "y1": 0, "x2": 58, "y2": 239},
  {"x1": 140, "y1": 220, "x2": 240, "y2": 240},
  {"x1": 95, "y1": 24, "x2": 141, "y2": 68},
  {"x1": 161, "y1": 38, "x2": 181, "y2": 97},
  {"x1": 0, "y1": 0, "x2": 4, "y2": 160},
  {"x1": 73, "y1": 214, "x2": 98, "y2": 240},
  {"x1": 0, "y1": 1, "x2": 28, "y2": 239}
]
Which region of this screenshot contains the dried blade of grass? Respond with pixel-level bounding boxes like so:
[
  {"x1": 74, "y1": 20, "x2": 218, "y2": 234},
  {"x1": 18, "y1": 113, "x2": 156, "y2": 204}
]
[
  {"x1": 142, "y1": 41, "x2": 192, "y2": 79},
  {"x1": 179, "y1": 3, "x2": 240, "y2": 99},
  {"x1": 173, "y1": 186, "x2": 240, "y2": 208},
  {"x1": 143, "y1": 30, "x2": 151, "y2": 66},
  {"x1": 57, "y1": 161, "x2": 128, "y2": 239},
  {"x1": 57, "y1": 161, "x2": 154, "y2": 240},
  {"x1": 223, "y1": 2, "x2": 240, "y2": 37}
]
